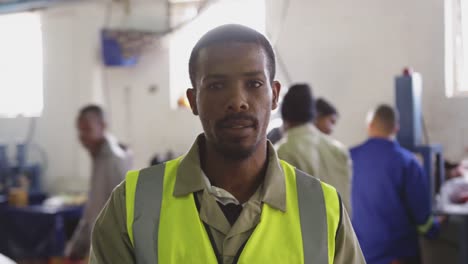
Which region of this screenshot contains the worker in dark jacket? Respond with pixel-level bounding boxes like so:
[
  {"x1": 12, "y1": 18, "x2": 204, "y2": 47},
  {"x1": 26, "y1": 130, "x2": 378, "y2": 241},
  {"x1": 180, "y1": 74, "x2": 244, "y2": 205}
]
[{"x1": 351, "y1": 104, "x2": 442, "y2": 264}]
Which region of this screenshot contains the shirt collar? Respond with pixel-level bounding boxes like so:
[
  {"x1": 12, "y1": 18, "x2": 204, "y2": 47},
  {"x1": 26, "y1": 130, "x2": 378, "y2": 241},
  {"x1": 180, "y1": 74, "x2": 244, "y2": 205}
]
[
  {"x1": 173, "y1": 134, "x2": 286, "y2": 212},
  {"x1": 95, "y1": 134, "x2": 126, "y2": 160},
  {"x1": 367, "y1": 137, "x2": 397, "y2": 145}
]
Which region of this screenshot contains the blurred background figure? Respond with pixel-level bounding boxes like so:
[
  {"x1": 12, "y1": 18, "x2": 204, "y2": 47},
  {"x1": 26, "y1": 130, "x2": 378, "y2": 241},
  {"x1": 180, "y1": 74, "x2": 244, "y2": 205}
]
[
  {"x1": 351, "y1": 104, "x2": 443, "y2": 264},
  {"x1": 444, "y1": 160, "x2": 464, "y2": 179},
  {"x1": 314, "y1": 97, "x2": 339, "y2": 136},
  {"x1": 65, "y1": 105, "x2": 132, "y2": 261},
  {"x1": 276, "y1": 84, "x2": 352, "y2": 212}
]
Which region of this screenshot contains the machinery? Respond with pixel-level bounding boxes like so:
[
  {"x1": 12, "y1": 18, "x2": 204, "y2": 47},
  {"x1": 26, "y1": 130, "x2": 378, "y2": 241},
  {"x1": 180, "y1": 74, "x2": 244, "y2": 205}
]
[
  {"x1": 395, "y1": 69, "x2": 445, "y2": 202},
  {"x1": 0, "y1": 143, "x2": 42, "y2": 198}
]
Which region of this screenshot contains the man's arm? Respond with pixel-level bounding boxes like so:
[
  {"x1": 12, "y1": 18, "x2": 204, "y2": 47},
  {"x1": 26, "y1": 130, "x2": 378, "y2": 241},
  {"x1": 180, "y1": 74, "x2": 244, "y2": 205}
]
[
  {"x1": 64, "y1": 220, "x2": 91, "y2": 259},
  {"x1": 66, "y1": 154, "x2": 130, "y2": 259},
  {"x1": 404, "y1": 159, "x2": 440, "y2": 238},
  {"x1": 335, "y1": 148, "x2": 353, "y2": 214},
  {"x1": 89, "y1": 182, "x2": 135, "y2": 263},
  {"x1": 334, "y1": 205, "x2": 366, "y2": 263},
  {"x1": 108, "y1": 155, "x2": 129, "y2": 197}
]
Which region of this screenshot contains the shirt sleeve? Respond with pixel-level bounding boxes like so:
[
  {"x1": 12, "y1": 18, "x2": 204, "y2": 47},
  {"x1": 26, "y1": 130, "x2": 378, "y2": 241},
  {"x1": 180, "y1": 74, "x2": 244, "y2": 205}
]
[
  {"x1": 64, "y1": 219, "x2": 91, "y2": 259},
  {"x1": 67, "y1": 155, "x2": 129, "y2": 258},
  {"x1": 89, "y1": 182, "x2": 135, "y2": 263},
  {"x1": 336, "y1": 149, "x2": 353, "y2": 215},
  {"x1": 403, "y1": 158, "x2": 440, "y2": 238},
  {"x1": 109, "y1": 157, "x2": 129, "y2": 195},
  {"x1": 334, "y1": 205, "x2": 367, "y2": 264}
]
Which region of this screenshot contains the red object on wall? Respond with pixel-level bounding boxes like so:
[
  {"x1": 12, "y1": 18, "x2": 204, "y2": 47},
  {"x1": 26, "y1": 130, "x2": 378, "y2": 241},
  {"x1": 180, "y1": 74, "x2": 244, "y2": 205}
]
[{"x1": 403, "y1": 67, "x2": 413, "y2": 76}]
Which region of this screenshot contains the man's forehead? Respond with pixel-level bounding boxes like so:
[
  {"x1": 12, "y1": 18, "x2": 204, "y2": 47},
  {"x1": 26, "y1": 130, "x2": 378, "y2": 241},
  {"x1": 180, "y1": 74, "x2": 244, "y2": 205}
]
[
  {"x1": 196, "y1": 42, "x2": 268, "y2": 77},
  {"x1": 78, "y1": 112, "x2": 103, "y2": 123},
  {"x1": 198, "y1": 41, "x2": 264, "y2": 55}
]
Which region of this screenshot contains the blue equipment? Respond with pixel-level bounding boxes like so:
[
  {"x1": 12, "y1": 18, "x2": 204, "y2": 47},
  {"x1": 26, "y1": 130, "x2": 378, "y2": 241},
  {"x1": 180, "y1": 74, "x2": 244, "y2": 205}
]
[
  {"x1": 395, "y1": 69, "x2": 445, "y2": 201},
  {"x1": 0, "y1": 143, "x2": 42, "y2": 196}
]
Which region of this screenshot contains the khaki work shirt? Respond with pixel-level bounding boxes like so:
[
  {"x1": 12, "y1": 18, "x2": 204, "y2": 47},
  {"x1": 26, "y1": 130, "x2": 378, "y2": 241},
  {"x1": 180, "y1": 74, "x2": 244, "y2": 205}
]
[
  {"x1": 67, "y1": 135, "x2": 131, "y2": 258},
  {"x1": 276, "y1": 124, "x2": 353, "y2": 212},
  {"x1": 90, "y1": 135, "x2": 365, "y2": 264}
]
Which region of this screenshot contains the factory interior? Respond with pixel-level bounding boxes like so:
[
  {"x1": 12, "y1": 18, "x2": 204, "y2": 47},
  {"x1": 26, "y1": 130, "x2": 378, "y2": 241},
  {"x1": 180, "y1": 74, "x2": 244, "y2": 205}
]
[{"x1": 1, "y1": 0, "x2": 468, "y2": 263}]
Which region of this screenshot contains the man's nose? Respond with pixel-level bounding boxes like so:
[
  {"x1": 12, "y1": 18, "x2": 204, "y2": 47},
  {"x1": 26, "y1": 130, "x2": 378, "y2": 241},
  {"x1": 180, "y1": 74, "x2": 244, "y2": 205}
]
[{"x1": 226, "y1": 83, "x2": 249, "y2": 113}]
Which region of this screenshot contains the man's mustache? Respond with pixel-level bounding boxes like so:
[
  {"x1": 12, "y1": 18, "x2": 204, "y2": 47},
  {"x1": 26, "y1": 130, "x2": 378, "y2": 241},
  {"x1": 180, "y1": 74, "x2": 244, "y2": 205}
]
[{"x1": 216, "y1": 113, "x2": 258, "y2": 128}]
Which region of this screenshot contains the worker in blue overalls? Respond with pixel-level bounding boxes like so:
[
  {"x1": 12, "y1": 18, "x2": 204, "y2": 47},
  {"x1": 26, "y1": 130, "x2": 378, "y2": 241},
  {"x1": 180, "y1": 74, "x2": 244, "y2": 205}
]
[{"x1": 351, "y1": 104, "x2": 443, "y2": 264}]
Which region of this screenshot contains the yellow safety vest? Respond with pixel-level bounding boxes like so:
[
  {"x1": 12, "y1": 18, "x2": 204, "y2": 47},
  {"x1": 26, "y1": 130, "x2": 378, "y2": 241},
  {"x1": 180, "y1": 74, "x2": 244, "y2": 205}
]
[{"x1": 125, "y1": 157, "x2": 341, "y2": 264}]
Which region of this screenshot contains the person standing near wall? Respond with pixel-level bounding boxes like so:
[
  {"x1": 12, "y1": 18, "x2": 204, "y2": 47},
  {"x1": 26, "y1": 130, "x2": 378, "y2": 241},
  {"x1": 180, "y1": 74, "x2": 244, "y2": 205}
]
[{"x1": 65, "y1": 105, "x2": 131, "y2": 261}]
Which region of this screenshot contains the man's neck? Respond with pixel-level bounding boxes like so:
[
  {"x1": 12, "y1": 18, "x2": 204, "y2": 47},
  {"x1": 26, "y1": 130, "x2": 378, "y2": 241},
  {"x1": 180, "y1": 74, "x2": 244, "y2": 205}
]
[
  {"x1": 89, "y1": 138, "x2": 106, "y2": 158},
  {"x1": 200, "y1": 139, "x2": 268, "y2": 204},
  {"x1": 368, "y1": 132, "x2": 394, "y2": 141},
  {"x1": 284, "y1": 121, "x2": 307, "y2": 131}
]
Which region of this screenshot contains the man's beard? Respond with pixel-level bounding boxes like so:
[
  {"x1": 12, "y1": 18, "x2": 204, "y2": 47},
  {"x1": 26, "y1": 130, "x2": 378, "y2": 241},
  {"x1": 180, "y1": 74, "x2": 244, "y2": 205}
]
[{"x1": 212, "y1": 138, "x2": 261, "y2": 161}]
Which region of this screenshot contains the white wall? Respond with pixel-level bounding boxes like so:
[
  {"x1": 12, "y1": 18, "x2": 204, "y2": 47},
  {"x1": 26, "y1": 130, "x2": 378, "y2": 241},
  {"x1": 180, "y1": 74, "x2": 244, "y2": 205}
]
[
  {"x1": 1, "y1": 0, "x2": 467, "y2": 192},
  {"x1": 104, "y1": 41, "x2": 202, "y2": 171},
  {"x1": 0, "y1": 1, "x2": 200, "y2": 193},
  {"x1": 270, "y1": 0, "x2": 468, "y2": 161},
  {"x1": 0, "y1": 4, "x2": 104, "y2": 192}
]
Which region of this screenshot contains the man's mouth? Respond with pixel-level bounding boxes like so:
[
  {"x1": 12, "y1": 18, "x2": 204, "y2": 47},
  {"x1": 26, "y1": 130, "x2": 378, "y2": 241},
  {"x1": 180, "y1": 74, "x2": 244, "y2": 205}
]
[
  {"x1": 220, "y1": 120, "x2": 255, "y2": 129},
  {"x1": 217, "y1": 114, "x2": 258, "y2": 136}
]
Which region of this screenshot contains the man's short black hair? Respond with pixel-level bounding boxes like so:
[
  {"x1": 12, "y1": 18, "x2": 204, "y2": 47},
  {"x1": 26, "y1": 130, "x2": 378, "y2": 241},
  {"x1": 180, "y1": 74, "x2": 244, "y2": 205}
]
[
  {"x1": 316, "y1": 98, "x2": 338, "y2": 117},
  {"x1": 78, "y1": 104, "x2": 105, "y2": 121},
  {"x1": 188, "y1": 24, "x2": 276, "y2": 88},
  {"x1": 281, "y1": 84, "x2": 315, "y2": 123}
]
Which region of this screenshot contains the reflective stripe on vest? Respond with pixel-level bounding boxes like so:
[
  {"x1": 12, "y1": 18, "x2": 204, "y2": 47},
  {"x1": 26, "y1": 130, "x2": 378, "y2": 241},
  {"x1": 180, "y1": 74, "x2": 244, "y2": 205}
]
[
  {"x1": 126, "y1": 162, "x2": 167, "y2": 264},
  {"x1": 125, "y1": 158, "x2": 341, "y2": 263}
]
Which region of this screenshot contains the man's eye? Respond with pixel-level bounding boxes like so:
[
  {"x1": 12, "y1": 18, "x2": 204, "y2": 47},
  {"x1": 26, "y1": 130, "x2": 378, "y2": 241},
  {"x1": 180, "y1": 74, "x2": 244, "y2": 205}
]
[
  {"x1": 208, "y1": 83, "x2": 224, "y2": 90},
  {"x1": 247, "y1": 80, "x2": 263, "y2": 89}
]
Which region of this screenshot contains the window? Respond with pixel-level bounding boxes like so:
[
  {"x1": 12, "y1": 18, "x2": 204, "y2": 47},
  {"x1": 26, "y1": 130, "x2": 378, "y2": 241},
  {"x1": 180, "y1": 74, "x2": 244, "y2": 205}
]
[
  {"x1": 446, "y1": 0, "x2": 468, "y2": 97},
  {"x1": 169, "y1": 0, "x2": 266, "y2": 109},
  {"x1": 0, "y1": 12, "x2": 43, "y2": 117}
]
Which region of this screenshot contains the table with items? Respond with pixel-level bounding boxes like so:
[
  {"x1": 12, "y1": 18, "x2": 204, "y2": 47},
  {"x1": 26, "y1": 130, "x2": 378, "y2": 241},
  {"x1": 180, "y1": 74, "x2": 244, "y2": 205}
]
[{"x1": 0, "y1": 199, "x2": 83, "y2": 261}]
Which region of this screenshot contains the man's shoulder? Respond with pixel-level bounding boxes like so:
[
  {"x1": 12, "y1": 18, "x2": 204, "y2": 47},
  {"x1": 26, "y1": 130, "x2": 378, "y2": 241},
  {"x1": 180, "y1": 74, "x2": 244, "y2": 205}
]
[
  {"x1": 293, "y1": 166, "x2": 330, "y2": 186},
  {"x1": 350, "y1": 143, "x2": 362, "y2": 152},
  {"x1": 396, "y1": 146, "x2": 423, "y2": 168},
  {"x1": 102, "y1": 135, "x2": 129, "y2": 160},
  {"x1": 116, "y1": 163, "x2": 165, "y2": 198},
  {"x1": 275, "y1": 137, "x2": 296, "y2": 155},
  {"x1": 318, "y1": 134, "x2": 349, "y2": 156},
  {"x1": 396, "y1": 145, "x2": 414, "y2": 158},
  {"x1": 294, "y1": 168, "x2": 339, "y2": 199},
  {"x1": 99, "y1": 144, "x2": 128, "y2": 168},
  {"x1": 139, "y1": 162, "x2": 167, "y2": 175},
  {"x1": 350, "y1": 142, "x2": 370, "y2": 158},
  {"x1": 105, "y1": 179, "x2": 126, "y2": 201}
]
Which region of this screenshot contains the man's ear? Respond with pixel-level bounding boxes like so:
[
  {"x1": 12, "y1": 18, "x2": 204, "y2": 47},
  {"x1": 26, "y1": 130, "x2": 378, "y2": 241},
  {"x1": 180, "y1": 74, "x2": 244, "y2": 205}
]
[
  {"x1": 394, "y1": 123, "x2": 400, "y2": 134},
  {"x1": 271, "y1": 81, "x2": 281, "y2": 110},
  {"x1": 186, "y1": 88, "x2": 198, "y2": 115},
  {"x1": 366, "y1": 120, "x2": 374, "y2": 135}
]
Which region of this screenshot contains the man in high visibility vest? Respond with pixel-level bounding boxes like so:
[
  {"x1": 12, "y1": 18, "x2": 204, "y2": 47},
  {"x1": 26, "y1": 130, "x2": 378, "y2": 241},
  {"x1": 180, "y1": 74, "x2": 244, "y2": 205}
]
[{"x1": 90, "y1": 24, "x2": 365, "y2": 264}]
